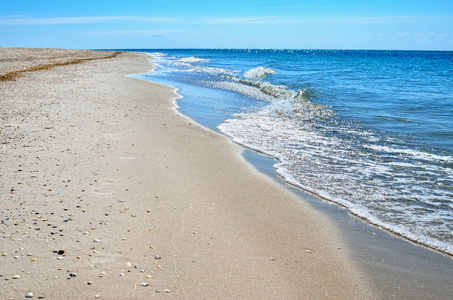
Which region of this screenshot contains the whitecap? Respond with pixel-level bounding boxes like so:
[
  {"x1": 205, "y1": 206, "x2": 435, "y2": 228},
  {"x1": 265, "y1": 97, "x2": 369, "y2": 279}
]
[
  {"x1": 178, "y1": 56, "x2": 209, "y2": 63},
  {"x1": 244, "y1": 67, "x2": 277, "y2": 79}
]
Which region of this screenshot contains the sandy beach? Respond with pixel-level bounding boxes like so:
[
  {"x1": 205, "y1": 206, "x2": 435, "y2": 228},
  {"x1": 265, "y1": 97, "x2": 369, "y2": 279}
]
[
  {"x1": 0, "y1": 48, "x2": 374, "y2": 299},
  {"x1": 3, "y1": 47, "x2": 453, "y2": 300}
]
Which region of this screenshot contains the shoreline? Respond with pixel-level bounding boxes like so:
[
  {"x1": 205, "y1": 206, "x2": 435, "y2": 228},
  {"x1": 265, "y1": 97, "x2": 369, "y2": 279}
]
[
  {"x1": 140, "y1": 49, "x2": 453, "y2": 259},
  {"x1": 141, "y1": 50, "x2": 453, "y2": 298},
  {"x1": 1, "y1": 48, "x2": 373, "y2": 299},
  {"x1": 243, "y1": 149, "x2": 453, "y2": 299},
  {"x1": 242, "y1": 142, "x2": 453, "y2": 258}
]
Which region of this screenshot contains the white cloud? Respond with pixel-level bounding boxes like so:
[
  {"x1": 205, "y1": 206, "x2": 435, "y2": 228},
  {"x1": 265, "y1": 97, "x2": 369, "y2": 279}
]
[
  {"x1": 90, "y1": 30, "x2": 183, "y2": 36},
  {"x1": 378, "y1": 32, "x2": 452, "y2": 42},
  {"x1": 205, "y1": 15, "x2": 423, "y2": 24},
  {"x1": 0, "y1": 16, "x2": 175, "y2": 26},
  {"x1": 206, "y1": 17, "x2": 280, "y2": 24}
]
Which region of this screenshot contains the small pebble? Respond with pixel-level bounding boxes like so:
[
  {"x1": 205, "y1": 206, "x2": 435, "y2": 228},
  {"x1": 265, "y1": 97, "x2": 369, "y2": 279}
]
[
  {"x1": 57, "y1": 250, "x2": 64, "y2": 255},
  {"x1": 141, "y1": 282, "x2": 148, "y2": 287},
  {"x1": 12, "y1": 275, "x2": 20, "y2": 279},
  {"x1": 87, "y1": 281, "x2": 92, "y2": 285},
  {"x1": 38, "y1": 295, "x2": 45, "y2": 299},
  {"x1": 93, "y1": 239, "x2": 100, "y2": 243},
  {"x1": 119, "y1": 273, "x2": 124, "y2": 276},
  {"x1": 27, "y1": 253, "x2": 33, "y2": 256},
  {"x1": 154, "y1": 255, "x2": 161, "y2": 260},
  {"x1": 164, "y1": 289, "x2": 171, "y2": 293},
  {"x1": 94, "y1": 295, "x2": 100, "y2": 298},
  {"x1": 26, "y1": 292, "x2": 34, "y2": 298}
]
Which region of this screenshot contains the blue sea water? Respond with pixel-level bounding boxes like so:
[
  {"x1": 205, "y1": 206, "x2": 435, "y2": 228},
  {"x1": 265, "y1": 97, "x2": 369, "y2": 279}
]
[{"x1": 132, "y1": 49, "x2": 453, "y2": 255}]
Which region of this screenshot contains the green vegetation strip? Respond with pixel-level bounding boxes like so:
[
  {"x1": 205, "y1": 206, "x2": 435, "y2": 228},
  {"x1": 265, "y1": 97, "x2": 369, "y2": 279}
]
[{"x1": 0, "y1": 51, "x2": 122, "y2": 82}]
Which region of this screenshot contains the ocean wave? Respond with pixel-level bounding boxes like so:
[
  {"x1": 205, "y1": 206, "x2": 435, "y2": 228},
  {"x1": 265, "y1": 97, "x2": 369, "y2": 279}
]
[
  {"x1": 365, "y1": 144, "x2": 453, "y2": 163},
  {"x1": 222, "y1": 75, "x2": 332, "y2": 118},
  {"x1": 178, "y1": 56, "x2": 209, "y2": 63},
  {"x1": 150, "y1": 52, "x2": 167, "y2": 57},
  {"x1": 244, "y1": 67, "x2": 277, "y2": 79}
]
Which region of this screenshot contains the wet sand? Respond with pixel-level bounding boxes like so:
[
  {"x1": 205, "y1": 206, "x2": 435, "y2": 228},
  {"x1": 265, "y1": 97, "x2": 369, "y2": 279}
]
[
  {"x1": 244, "y1": 150, "x2": 453, "y2": 299},
  {"x1": 0, "y1": 48, "x2": 373, "y2": 299}
]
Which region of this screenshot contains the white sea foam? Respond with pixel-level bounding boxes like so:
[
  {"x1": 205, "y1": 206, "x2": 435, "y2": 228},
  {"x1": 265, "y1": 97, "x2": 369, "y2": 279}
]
[
  {"x1": 178, "y1": 56, "x2": 209, "y2": 63},
  {"x1": 150, "y1": 52, "x2": 167, "y2": 57},
  {"x1": 365, "y1": 144, "x2": 453, "y2": 162},
  {"x1": 244, "y1": 67, "x2": 277, "y2": 79},
  {"x1": 218, "y1": 102, "x2": 453, "y2": 255}
]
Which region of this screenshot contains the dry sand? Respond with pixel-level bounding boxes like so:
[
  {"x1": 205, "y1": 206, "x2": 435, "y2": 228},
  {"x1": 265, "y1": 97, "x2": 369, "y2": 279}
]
[{"x1": 0, "y1": 48, "x2": 374, "y2": 299}]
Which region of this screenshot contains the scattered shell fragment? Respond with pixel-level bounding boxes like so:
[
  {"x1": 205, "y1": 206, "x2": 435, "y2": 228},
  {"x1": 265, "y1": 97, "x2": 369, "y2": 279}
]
[
  {"x1": 305, "y1": 250, "x2": 313, "y2": 254},
  {"x1": 12, "y1": 275, "x2": 21, "y2": 279},
  {"x1": 164, "y1": 289, "x2": 171, "y2": 293},
  {"x1": 26, "y1": 292, "x2": 34, "y2": 298},
  {"x1": 141, "y1": 282, "x2": 148, "y2": 287},
  {"x1": 38, "y1": 295, "x2": 45, "y2": 299}
]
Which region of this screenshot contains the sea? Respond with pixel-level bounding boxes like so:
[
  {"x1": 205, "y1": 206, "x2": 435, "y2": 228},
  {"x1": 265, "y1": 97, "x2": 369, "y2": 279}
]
[{"x1": 130, "y1": 49, "x2": 453, "y2": 255}]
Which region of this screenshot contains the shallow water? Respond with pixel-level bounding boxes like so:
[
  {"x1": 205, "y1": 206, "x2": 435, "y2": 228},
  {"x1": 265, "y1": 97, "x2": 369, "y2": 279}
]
[{"x1": 131, "y1": 49, "x2": 453, "y2": 255}]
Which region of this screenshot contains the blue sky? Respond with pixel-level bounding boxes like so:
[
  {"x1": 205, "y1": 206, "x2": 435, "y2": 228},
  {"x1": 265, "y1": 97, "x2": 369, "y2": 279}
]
[{"x1": 1, "y1": 0, "x2": 452, "y2": 50}]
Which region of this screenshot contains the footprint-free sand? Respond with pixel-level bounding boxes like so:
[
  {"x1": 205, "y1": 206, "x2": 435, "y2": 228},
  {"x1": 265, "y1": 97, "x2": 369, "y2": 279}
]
[{"x1": 0, "y1": 48, "x2": 376, "y2": 299}]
